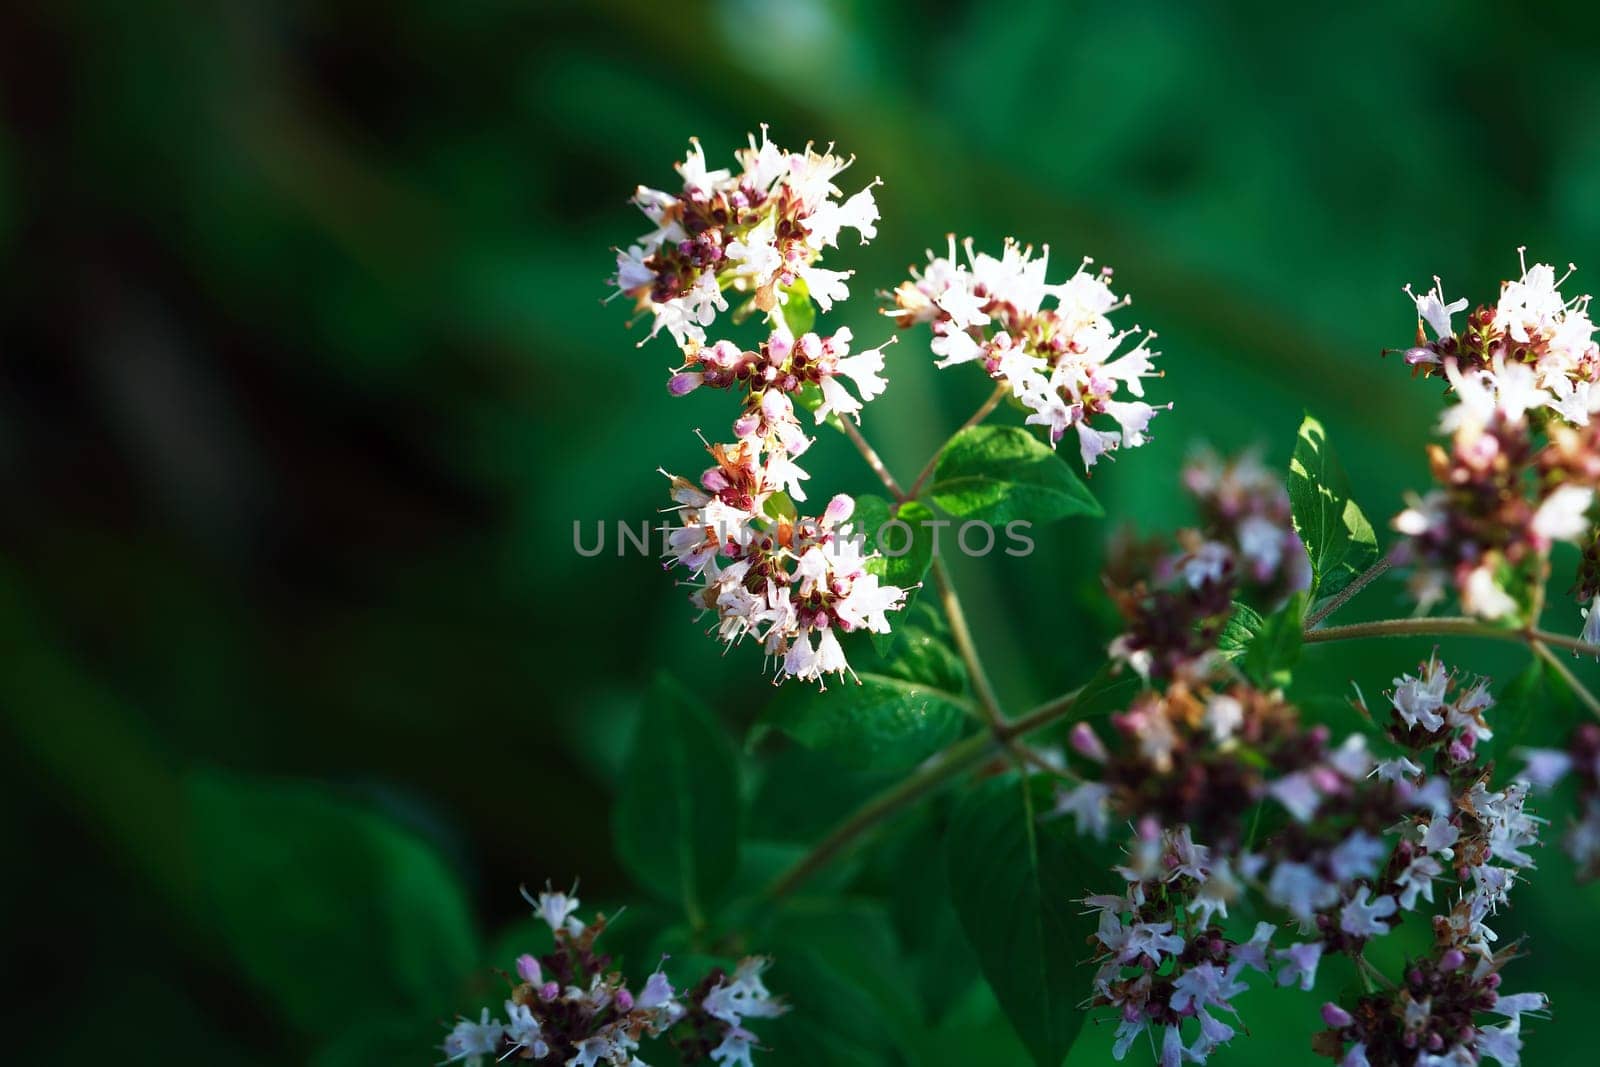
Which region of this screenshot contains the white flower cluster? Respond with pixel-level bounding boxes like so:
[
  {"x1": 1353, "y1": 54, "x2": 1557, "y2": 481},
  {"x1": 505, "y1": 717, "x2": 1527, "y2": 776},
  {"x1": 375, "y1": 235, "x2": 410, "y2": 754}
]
[
  {"x1": 1086, "y1": 825, "x2": 1302, "y2": 1066},
  {"x1": 1405, "y1": 250, "x2": 1599, "y2": 426},
  {"x1": 665, "y1": 460, "x2": 907, "y2": 686},
  {"x1": 703, "y1": 958, "x2": 786, "y2": 1067},
  {"x1": 1390, "y1": 253, "x2": 1600, "y2": 625},
  {"x1": 888, "y1": 237, "x2": 1166, "y2": 469},
  {"x1": 1057, "y1": 658, "x2": 1549, "y2": 1066},
  {"x1": 441, "y1": 887, "x2": 687, "y2": 1067},
  {"x1": 622, "y1": 130, "x2": 910, "y2": 686},
  {"x1": 613, "y1": 126, "x2": 880, "y2": 346}
]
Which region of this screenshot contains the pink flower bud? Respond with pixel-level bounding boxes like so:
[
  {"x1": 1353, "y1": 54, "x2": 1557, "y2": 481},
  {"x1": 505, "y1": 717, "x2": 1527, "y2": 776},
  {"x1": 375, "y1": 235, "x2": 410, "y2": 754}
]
[
  {"x1": 1321, "y1": 1003, "x2": 1353, "y2": 1028},
  {"x1": 615, "y1": 988, "x2": 634, "y2": 1013},
  {"x1": 823, "y1": 494, "x2": 854, "y2": 526},
  {"x1": 539, "y1": 981, "x2": 560, "y2": 1001},
  {"x1": 1068, "y1": 722, "x2": 1108, "y2": 763},
  {"x1": 733, "y1": 412, "x2": 760, "y2": 437},
  {"x1": 701, "y1": 468, "x2": 731, "y2": 492},
  {"x1": 516, "y1": 954, "x2": 542, "y2": 984},
  {"x1": 668, "y1": 372, "x2": 704, "y2": 396}
]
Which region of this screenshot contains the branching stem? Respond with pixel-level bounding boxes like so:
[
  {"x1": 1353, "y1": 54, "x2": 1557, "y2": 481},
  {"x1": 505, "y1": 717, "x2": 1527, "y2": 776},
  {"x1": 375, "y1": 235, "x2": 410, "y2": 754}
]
[
  {"x1": 1303, "y1": 556, "x2": 1393, "y2": 628},
  {"x1": 762, "y1": 685, "x2": 1087, "y2": 901}
]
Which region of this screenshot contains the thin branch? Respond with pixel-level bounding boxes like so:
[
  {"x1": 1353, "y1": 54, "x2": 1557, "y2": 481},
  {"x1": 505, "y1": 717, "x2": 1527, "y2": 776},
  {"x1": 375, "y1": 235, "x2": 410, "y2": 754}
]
[
  {"x1": 1304, "y1": 556, "x2": 1393, "y2": 628},
  {"x1": 762, "y1": 682, "x2": 1090, "y2": 901},
  {"x1": 1532, "y1": 640, "x2": 1600, "y2": 720},
  {"x1": 932, "y1": 557, "x2": 1006, "y2": 727},
  {"x1": 1302, "y1": 614, "x2": 1600, "y2": 659},
  {"x1": 838, "y1": 418, "x2": 906, "y2": 501},
  {"x1": 906, "y1": 382, "x2": 1009, "y2": 502}
]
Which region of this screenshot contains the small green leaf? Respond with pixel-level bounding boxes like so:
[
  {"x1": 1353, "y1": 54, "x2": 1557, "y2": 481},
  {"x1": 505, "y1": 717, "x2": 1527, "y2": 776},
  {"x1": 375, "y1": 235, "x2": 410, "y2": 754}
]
[
  {"x1": 946, "y1": 774, "x2": 1099, "y2": 1067},
  {"x1": 1217, "y1": 601, "x2": 1267, "y2": 659},
  {"x1": 614, "y1": 675, "x2": 741, "y2": 918},
  {"x1": 764, "y1": 490, "x2": 798, "y2": 521},
  {"x1": 1288, "y1": 413, "x2": 1379, "y2": 599},
  {"x1": 1241, "y1": 592, "x2": 1307, "y2": 687},
  {"x1": 755, "y1": 673, "x2": 970, "y2": 772},
  {"x1": 853, "y1": 494, "x2": 937, "y2": 654},
  {"x1": 927, "y1": 426, "x2": 1102, "y2": 525},
  {"x1": 188, "y1": 772, "x2": 478, "y2": 1039},
  {"x1": 780, "y1": 277, "x2": 816, "y2": 337}
]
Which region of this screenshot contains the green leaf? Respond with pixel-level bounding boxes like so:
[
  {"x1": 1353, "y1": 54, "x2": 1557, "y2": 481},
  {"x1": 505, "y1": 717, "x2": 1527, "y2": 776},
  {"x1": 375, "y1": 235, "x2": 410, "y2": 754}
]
[
  {"x1": 188, "y1": 772, "x2": 478, "y2": 1039},
  {"x1": 1217, "y1": 601, "x2": 1266, "y2": 660},
  {"x1": 926, "y1": 426, "x2": 1102, "y2": 526},
  {"x1": 1287, "y1": 413, "x2": 1379, "y2": 598},
  {"x1": 780, "y1": 277, "x2": 816, "y2": 337},
  {"x1": 614, "y1": 674, "x2": 741, "y2": 919},
  {"x1": 1487, "y1": 655, "x2": 1578, "y2": 761},
  {"x1": 945, "y1": 774, "x2": 1098, "y2": 1067},
  {"x1": 876, "y1": 622, "x2": 968, "y2": 695},
  {"x1": 853, "y1": 494, "x2": 938, "y2": 655},
  {"x1": 766, "y1": 899, "x2": 923, "y2": 1054},
  {"x1": 1242, "y1": 592, "x2": 1307, "y2": 687},
  {"x1": 755, "y1": 672, "x2": 970, "y2": 772}
]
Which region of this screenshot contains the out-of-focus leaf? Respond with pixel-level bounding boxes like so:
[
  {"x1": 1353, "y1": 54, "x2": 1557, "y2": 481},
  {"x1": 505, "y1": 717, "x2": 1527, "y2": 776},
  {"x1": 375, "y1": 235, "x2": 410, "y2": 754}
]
[
  {"x1": 927, "y1": 426, "x2": 1103, "y2": 525},
  {"x1": 1242, "y1": 591, "x2": 1307, "y2": 688},
  {"x1": 188, "y1": 772, "x2": 478, "y2": 1039},
  {"x1": 945, "y1": 773, "x2": 1097, "y2": 1067},
  {"x1": 754, "y1": 673, "x2": 970, "y2": 772},
  {"x1": 614, "y1": 675, "x2": 741, "y2": 919},
  {"x1": 764, "y1": 899, "x2": 922, "y2": 1066},
  {"x1": 1218, "y1": 601, "x2": 1266, "y2": 659},
  {"x1": 1288, "y1": 414, "x2": 1378, "y2": 598}
]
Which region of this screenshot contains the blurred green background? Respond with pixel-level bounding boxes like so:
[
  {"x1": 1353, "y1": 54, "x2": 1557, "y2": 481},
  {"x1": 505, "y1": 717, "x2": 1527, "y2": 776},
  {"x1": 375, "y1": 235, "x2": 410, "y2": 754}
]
[{"x1": 4, "y1": 0, "x2": 1600, "y2": 1063}]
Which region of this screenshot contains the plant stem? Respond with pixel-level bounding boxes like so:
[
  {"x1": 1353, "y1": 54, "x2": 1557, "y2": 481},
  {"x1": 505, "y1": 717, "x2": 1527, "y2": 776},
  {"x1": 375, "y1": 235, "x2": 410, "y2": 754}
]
[
  {"x1": 1307, "y1": 614, "x2": 1600, "y2": 721},
  {"x1": 1304, "y1": 556, "x2": 1393, "y2": 628},
  {"x1": 932, "y1": 557, "x2": 1006, "y2": 726},
  {"x1": 906, "y1": 382, "x2": 1009, "y2": 502},
  {"x1": 838, "y1": 417, "x2": 907, "y2": 501},
  {"x1": 1531, "y1": 639, "x2": 1600, "y2": 719},
  {"x1": 1303, "y1": 615, "x2": 1600, "y2": 657},
  {"x1": 762, "y1": 684, "x2": 1087, "y2": 901}
]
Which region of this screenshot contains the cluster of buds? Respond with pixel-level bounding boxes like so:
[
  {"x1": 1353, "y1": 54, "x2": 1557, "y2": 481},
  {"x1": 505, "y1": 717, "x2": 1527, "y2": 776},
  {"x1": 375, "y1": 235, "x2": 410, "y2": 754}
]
[
  {"x1": 1103, "y1": 450, "x2": 1305, "y2": 681},
  {"x1": 1102, "y1": 535, "x2": 1237, "y2": 683},
  {"x1": 1055, "y1": 683, "x2": 1349, "y2": 852},
  {"x1": 613, "y1": 126, "x2": 879, "y2": 346},
  {"x1": 1084, "y1": 824, "x2": 1267, "y2": 1065},
  {"x1": 1391, "y1": 253, "x2": 1600, "y2": 624},
  {"x1": 1182, "y1": 447, "x2": 1311, "y2": 605},
  {"x1": 1401, "y1": 250, "x2": 1598, "y2": 423},
  {"x1": 885, "y1": 237, "x2": 1166, "y2": 469},
  {"x1": 664, "y1": 465, "x2": 906, "y2": 686},
  {"x1": 618, "y1": 129, "x2": 911, "y2": 685},
  {"x1": 667, "y1": 325, "x2": 891, "y2": 435},
  {"x1": 441, "y1": 886, "x2": 785, "y2": 1067},
  {"x1": 1518, "y1": 723, "x2": 1600, "y2": 879},
  {"x1": 1056, "y1": 655, "x2": 1549, "y2": 1066},
  {"x1": 1315, "y1": 947, "x2": 1543, "y2": 1067}
]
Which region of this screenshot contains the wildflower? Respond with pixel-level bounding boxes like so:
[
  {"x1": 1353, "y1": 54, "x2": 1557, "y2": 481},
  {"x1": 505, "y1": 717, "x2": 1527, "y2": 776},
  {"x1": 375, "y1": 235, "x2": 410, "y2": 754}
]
[
  {"x1": 441, "y1": 1008, "x2": 503, "y2": 1065},
  {"x1": 887, "y1": 237, "x2": 1167, "y2": 469},
  {"x1": 1398, "y1": 251, "x2": 1598, "y2": 427},
  {"x1": 662, "y1": 450, "x2": 910, "y2": 685},
  {"x1": 441, "y1": 885, "x2": 778, "y2": 1066},
  {"x1": 1337, "y1": 887, "x2": 1398, "y2": 938},
  {"x1": 615, "y1": 127, "x2": 880, "y2": 346}
]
